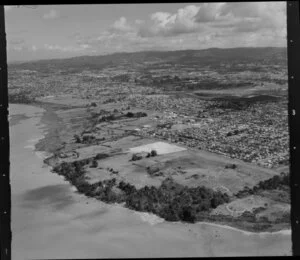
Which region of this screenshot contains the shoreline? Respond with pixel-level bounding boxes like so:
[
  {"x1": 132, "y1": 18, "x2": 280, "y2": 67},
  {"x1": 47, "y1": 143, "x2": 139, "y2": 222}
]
[
  {"x1": 11, "y1": 101, "x2": 291, "y2": 235},
  {"x1": 133, "y1": 210, "x2": 291, "y2": 236},
  {"x1": 195, "y1": 221, "x2": 291, "y2": 236}
]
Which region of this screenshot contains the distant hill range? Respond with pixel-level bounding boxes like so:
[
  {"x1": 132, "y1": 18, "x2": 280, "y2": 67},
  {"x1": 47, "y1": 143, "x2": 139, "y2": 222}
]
[{"x1": 9, "y1": 47, "x2": 287, "y2": 72}]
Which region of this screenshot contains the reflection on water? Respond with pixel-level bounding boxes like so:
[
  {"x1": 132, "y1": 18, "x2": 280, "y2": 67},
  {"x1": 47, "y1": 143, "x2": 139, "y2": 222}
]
[
  {"x1": 72, "y1": 208, "x2": 109, "y2": 221},
  {"x1": 21, "y1": 184, "x2": 75, "y2": 211}
]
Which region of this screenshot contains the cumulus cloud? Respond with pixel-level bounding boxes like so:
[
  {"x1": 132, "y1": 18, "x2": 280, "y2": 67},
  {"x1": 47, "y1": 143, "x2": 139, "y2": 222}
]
[
  {"x1": 138, "y1": 5, "x2": 201, "y2": 37},
  {"x1": 135, "y1": 2, "x2": 286, "y2": 40},
  {"x1": 6, "y1": 2, "x2": 287, "y2": 62},
  {"x1": 111, "y1": 17, "x2": 133, "y2": 32},
  {"x1": 195, "y1": 3, "x2": 225, "y2": 23},
  {"x1": 219, "y1": 2, "x2": 267, "y2": 18},
  {"x1": 196, "y1": 2, "x2": 286, "y2": 34},
  {"x1": 66, "y1": 2, "x2": 286, "y2": 55},
  {"x1": 43, "y1": 9, "x2": 59, "y2": 19}
]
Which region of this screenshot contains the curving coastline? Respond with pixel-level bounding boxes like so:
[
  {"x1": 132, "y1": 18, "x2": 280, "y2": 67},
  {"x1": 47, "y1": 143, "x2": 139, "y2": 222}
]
[
  {"x1": 10, "y1": 103, "x2": 292, "y2": 257},
  {"x1": 28, "y1": 100, "x2": 291, "y2": 234}
]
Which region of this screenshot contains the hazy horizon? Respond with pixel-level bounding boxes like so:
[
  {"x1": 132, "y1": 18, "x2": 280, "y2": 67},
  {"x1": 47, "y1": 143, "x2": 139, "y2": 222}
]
[
  {"x1": 7, "y1": 46, "x2": 287, "y2": 65},
  {"x1": 5, "y1": 3, "x2": 287, "y2": 62}
]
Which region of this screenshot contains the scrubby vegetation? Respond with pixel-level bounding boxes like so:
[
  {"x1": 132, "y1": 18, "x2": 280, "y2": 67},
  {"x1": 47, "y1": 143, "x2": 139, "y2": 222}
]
[
  {"x1": 9, "y1": 92, "x2": 35, "y2": 104},
  {"x1": 225, "y1": 163, "x2": 237, "y2": 169},
  {"x1": 95, "y1": 153, "x2": 110, "y2": 160}
]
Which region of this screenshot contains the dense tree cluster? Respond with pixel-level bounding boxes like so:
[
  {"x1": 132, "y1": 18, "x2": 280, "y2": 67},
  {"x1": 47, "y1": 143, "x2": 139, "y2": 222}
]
[
  {"x1": 132, "y1": 150, "x2": 158, "y2": 161},
  {"x1": 82, "y1": 135, "x2": 96, "y2": 144},
  {"x1": 126, "y1": 112, "x2": 134, "y2": 118},
  {"x1": 146, "y1": 149, "x2": 158, "y2": 158},
  {"x1": 150, "y1": 149, "x2": 158, "y2": 157},
  {"x1": 98, "y1": 114, "x2": 116, "y2": 122},
  {"x1": 73, "y1": 134, "x2": 97, "y2": 144},
  {"x1": 52, "y1": 159, "x2": 230, "y2": 224},
  {"x1": 126, "y1": 111, "x2": 147, "y2": 118},
  {"x1": 95, "y1": 153, "x2": 110, "y2": 160},
  {"x1": 235, "y1": 172, "x2": 289, "y2": 198},
  {"x1": 125, "y1": 178, "x2": 230, "y2": 222},
  {"x1": 257, "y1": 172, "x2": 289, "y2": 189},
  {"x1": 131, "y1": 153, "x2": 143, "y2": 161},
  {"x1": 225, "y1": 163, "x2": 237, "y2": 169},
  {"x1": 52, "y1": 159, "x2": 289, "y2": 229},
  {"x1": 207, "y1": 100, "x2": 252, "y2": 111},
  {"x1": 53, "y1": 159, "x2": 89, "y2": 183}
]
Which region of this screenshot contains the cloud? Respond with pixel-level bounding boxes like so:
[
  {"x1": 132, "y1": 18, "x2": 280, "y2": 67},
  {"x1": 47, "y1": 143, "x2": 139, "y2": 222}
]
[
  {"x1": 6, "y1": 3, "x2": 287, "y2": 63},
  {"x1": 195, "y1": 3, "x2": 225, "y2": 23},
  {"x1": 78, "y1": 44, "x2": 91, "y2": 50},
  {"x1": 7, "y1": 37, "x2": 27, "y2": 52},
  {"x1": 219, "y1": 2, "x2": 267, "y2": 18},
  {"x1": 135, "y1": 19, "x2": 144, "y2": 25},
  {"x1": 57, "y1": 2, "x2": 287, "y2": 57},
  {"x1": 31, "y1": 45, "x2": 38, "y2": 52},
  {"x1": 134, "y1": 2, "x2": 286, "y2": 39},
  {"x1": 138, "y1": 5, "x2": 201, "y2": 37},
  {"x1": 195, "y1": 2, "x2": 286, "y2": 34},
  {"x1": 43, "y1": 9, "x2": 59, "y2": 19},
  {"x1": 72, "y1": 17, "x2": 141, "y2": 50},
  {"x1": 111, "y1": 17, "x2": 133, "y2": 32},
  {"x1": 44, "y1": 44, "x2": 87, "y2": 52}
]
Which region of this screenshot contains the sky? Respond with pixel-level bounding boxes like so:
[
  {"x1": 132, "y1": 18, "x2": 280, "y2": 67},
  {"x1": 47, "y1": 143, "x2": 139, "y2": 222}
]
[{"x1": 4, "y1": 2, "x2": 287, "y2": 63}]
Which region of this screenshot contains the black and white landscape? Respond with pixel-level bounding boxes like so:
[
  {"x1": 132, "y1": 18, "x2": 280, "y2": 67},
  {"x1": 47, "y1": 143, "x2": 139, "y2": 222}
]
[{"x1": 6, "y1": 2, "x2": 291, "y2": 258}]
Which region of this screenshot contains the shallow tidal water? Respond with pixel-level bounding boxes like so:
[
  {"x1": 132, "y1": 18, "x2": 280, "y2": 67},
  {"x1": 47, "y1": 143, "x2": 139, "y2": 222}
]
[{"x1": 9, "y1": 103, "x2": 292, "y2": 259}]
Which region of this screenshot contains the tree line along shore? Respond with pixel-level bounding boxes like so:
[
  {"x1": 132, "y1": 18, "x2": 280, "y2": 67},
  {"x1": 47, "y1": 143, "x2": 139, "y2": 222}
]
[{"x1": 47, "y1": 151, "x2": 290, "y2": 232}]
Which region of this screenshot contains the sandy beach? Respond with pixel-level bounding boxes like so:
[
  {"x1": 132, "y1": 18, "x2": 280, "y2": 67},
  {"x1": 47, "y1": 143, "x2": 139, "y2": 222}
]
[{"x1": 10, "y1": 103, "x2": 292, "y2": 259}]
